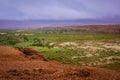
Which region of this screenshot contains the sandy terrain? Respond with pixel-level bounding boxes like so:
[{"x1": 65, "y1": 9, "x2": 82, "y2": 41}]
[{"x1": 0, "y1": 46, "x2": 120, "y2": 80}]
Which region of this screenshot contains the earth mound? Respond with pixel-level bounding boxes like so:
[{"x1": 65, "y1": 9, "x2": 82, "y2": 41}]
[{"x1": 0, "y1": 46, "x2": 47, "y2": 61}]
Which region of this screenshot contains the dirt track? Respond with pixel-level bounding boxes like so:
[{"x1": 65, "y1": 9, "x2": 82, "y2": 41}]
[{"x1": 0, "y1": 46, "x2": 120, "y2": 80}]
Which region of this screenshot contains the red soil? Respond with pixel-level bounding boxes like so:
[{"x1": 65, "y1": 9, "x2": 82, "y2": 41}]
[{"x1": 0, "y1": 46, "x2": 120, "y2": 80}]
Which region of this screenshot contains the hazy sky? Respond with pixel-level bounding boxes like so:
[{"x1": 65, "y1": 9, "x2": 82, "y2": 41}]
[{"x1": 0, "y1": 0, "x2": 120, "y2": 20}]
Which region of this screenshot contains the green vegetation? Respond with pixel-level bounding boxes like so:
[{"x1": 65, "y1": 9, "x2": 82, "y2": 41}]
[
  {"x1": 0, "y1": 28, "x2": 120, "y2": 71},
  {"x1": 35, "y1": 47, "x2": 85, "y2": 64},
  {"x1": 100, "y1": 62, "x2": 120, "y2": 72}
]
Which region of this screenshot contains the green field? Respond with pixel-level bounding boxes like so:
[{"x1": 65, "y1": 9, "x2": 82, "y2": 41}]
[{"x1": 0, "y1": 28, "x2": 120, "y2": 71}]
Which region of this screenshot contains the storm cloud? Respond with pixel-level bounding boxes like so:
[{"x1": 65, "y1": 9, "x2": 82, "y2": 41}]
[{"x1": 0, "y1": 0, "x2": 120, "y2": 20}]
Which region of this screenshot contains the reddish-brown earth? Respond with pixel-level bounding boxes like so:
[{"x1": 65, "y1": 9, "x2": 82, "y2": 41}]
[
  {"x1": 44, "y1": 25, "x2": 120, "y2": 34},
  {"x1": 0, "y1": 46, "x2": 120, "y2": 80}
]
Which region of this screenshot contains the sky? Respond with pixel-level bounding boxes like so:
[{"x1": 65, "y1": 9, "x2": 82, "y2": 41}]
[{"x1": 0, "y1": 0, "x2": 120, "y2": 21}]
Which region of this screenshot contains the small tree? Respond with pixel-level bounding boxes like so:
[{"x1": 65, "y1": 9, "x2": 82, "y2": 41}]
[
  {"x1": 23, "y1": 36, "x2": 29, "y2": 41},
  {"x1": 33, "y1": 38, "x2": 43, "y2": 46}
]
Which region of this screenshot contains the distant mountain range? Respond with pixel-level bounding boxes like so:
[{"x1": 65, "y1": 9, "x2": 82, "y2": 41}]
[{"x1": 0, "y1": 19, "x2": 120, "y2": 29}]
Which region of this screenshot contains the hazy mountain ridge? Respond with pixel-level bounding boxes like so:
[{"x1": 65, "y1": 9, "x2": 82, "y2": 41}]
[{"x1": 0, "y1": 19, "x2": 120, "y2": 29}]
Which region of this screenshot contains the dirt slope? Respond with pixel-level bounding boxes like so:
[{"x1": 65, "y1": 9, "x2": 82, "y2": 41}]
[
  {"x1": 0, "y1": 46, "x2": 120, "y2": 80},
  {"x1": 0, "y1": 46, "x2": 47, "y2": 61}
]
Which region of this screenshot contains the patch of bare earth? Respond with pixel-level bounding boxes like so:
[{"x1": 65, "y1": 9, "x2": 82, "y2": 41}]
[{"x1": 0, "y1": 46, "x2": 120, "y2": 80}]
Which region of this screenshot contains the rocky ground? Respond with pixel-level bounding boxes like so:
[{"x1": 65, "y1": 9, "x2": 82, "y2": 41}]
[{"x1": 55, "y1": 40, "x2": 120, "y2": 66}]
